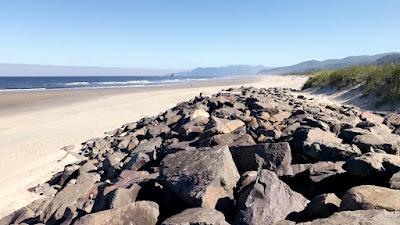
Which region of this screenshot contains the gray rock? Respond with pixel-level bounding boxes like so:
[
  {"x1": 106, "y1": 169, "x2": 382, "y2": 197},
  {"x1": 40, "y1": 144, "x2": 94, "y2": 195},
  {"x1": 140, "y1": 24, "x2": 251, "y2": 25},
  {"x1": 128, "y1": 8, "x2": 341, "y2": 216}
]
[
  {"x1": 41, "y1": 161, "x2": 100, "y2": 223},
  {"x1": 344, "y1": 152, "x2": 400, "y2": 177},
  {"x1": 0, "y1": 207, "x2": 35, "y2": 225},
  {"x1": 133, "y1": 137, "x2": 163, "y2": 157},
  {"x1": 161, "y1": 207, "x2": 229, "y2": 225},
  {"x1": 208, "y1": 116, "x2": 245, "y2": 134},
  {"x1": 340, "y1": 185, "x2": 400, "y2": 211},
  {"x1": 108, "y1": 184, "x2": 141, "y2": 209},
  {"x1": 352, "y1": 133, "x2": 400, "y2": 154},
  {"x1": 230, "y1": 142, "x2": 292, "y2": 173},
  {"x1": 234, "y1": 170, "x2": 309, "y2": 225},
  {"x1": 303, "y1": 193, "x2": 341, "y2": 220},
  {"x1": 339, "y1": 127, "x2": 370, "y2": 143},
  {"x1": 305, "y1": 143, "x2": 361, "y2": 162},
  {"x1": 309, "y1": 161, "x2": 346, "y2": 183},
  {"x1": 74, "y1": 201, "x2": 159, "y2": 225},
  {"x1": 297, "y1": 210, "x2": 400, "y2": 225},
  {"x1": 292, "y1": 127, "x2": 342, "y2": 152},
  {"x1": 160, "y1": 146, "x2": 240, "y2": 208},
  {"x1": 236, "y1": 171, "x2": 258, "y2": 193},
  {"x1": 389, "y1": 172, "x2": 400, "y2": 189}
]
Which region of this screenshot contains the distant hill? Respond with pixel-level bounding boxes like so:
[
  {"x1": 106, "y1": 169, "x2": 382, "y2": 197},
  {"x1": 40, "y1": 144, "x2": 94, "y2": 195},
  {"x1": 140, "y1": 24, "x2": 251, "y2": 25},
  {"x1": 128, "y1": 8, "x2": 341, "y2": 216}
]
[
  {"x1": 259, "y1": 53, "x2": 399, "y2": 75},
  {"x1": 176, "y1": 65, "x2": 269, "y2": 77},
  {"x1": 374, "y1": 53, "x2": 400, "y2": 65},
  {"x1": 0, "y1": 63, "x2": 181, "y2": 76}
]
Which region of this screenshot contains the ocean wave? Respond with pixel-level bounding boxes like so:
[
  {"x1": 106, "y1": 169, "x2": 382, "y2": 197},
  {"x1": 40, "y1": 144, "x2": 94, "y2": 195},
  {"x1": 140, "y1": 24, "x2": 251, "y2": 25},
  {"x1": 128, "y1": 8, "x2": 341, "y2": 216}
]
[
  {"x1": 96, "y1": 80, "x2": 151, "y2": 85},
  {"x1": 0, "y1": 88, "x2": 47, "y2": 92},
  {"x1": 64, "y1": 82, "x2": 91, "y2": 86}
]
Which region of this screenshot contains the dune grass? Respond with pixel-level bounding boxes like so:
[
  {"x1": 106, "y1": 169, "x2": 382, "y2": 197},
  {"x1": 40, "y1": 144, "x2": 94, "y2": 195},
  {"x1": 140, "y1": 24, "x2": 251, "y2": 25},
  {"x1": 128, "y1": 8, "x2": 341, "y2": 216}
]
[{"x1": 302, "y1": 64, "x2": 400, "y2": 105}]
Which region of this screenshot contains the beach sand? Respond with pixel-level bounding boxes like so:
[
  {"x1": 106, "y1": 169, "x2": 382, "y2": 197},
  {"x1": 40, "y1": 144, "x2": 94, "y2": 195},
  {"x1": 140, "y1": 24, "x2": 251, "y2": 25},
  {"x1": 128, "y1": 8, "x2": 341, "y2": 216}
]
[{"x1": 0, "y1": 75, "x2": 308, "y2": 217}]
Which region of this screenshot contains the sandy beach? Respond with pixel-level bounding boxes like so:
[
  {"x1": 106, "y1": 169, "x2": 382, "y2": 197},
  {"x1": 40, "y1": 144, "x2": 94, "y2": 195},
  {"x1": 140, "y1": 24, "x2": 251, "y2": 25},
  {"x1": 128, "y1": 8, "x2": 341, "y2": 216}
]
[{"x1": 0, "y1": 75, "x2": 307, "y2": 217}]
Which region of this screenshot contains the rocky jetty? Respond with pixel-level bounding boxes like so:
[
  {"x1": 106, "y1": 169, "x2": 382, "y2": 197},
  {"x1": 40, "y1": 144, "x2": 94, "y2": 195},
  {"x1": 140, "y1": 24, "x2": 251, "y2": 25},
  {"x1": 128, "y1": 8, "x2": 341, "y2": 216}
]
[{"x1": 2, "y1": 87, "x2": 400, "y2": 225}]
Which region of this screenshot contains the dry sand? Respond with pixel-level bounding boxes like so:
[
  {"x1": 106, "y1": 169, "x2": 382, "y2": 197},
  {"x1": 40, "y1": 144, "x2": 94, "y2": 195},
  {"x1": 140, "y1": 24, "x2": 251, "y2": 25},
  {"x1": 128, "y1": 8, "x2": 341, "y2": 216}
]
[{"x1": 0, "y1": 75, "x2": 308, "y2": 217}]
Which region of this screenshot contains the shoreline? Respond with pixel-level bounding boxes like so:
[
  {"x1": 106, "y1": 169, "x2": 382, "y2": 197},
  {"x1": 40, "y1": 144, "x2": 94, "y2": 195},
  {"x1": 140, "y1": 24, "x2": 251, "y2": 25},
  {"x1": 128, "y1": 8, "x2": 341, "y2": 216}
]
[{"x1": 0, "y1": 76, "x2": 258, "y2": 116}]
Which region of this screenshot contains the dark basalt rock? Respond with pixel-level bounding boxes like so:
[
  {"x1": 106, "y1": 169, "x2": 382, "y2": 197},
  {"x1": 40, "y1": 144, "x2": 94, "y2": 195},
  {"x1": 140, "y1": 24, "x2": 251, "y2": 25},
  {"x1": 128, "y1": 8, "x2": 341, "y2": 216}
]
[{"x1": 4, "y1": 87, "x2": 400, "y2": 225}]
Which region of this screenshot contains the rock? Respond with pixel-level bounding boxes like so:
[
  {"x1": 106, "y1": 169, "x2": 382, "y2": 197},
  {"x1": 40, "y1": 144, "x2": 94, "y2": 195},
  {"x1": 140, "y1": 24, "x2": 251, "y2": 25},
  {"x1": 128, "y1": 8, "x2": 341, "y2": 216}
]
[
  {"x1": 301, "y1": 117, "x2": 330, "y2": 131},
  {"x1": 234, "y1": 170, "x2": 309, "y2": 225},
  {"x1": 275, "y1": 164, "x2": 312, "y2": 177},
  {"x1": 161, "y1": 207, "x2": 229, "y2": 225},
  {"x1": 164, "y1": 109, "x2": 181, "y2": 126},
  {"x1": 178, "y1": 117, "x2": 208, "y2": 139},
  {"x1": 236, "y1": 171, "x2": 258, "y2": 193},
  {"x1": 292, "y1": 127, "x2": 342, "y2": 152},
  {"x1": 302, "y1": 193, "x2": 341, "y2": 220},
  {"x1": 124, "y1": 152, "x2": 150, "y2": 171},
  {"x1": 389, "y1": 172, "x2": 400, "y2": 189},
  {"x1": 159, "y1": 146, "x2": 240, "y2": 208},
  {"x1": 297, "y1": 210, "x2": 400, "y2": 225},
  {"x1": 344, "y1": 152, "x2": 400, "y2": 177},
  {"x1": 213, "y1": 106, "x2": 243, "y2": 119},
  {"x1": 0, "y1": 207, "x2": 35, "y2": 225},
  {"x1": 31, "y1": 183, "x2": 57, "y2": 197},
  {"x1": 360, "y1": 111, "x2": 384, "y2": 124},
  {"x1": 133, "y1": 137, "x2": 163, "y2": 157},
  {"x1": 339, "y1": 128, "x2": 370, "y2": 143},
  {"x1": 146, "y1": 123, "x2": 171, "y2": 138},
  {"x1": 230, "y1": 142, "x2": 292, "y2": 173},
  {"x1": 41, "y1": 161, "x2": 101, "y2": 223},
  {"x1": 309, "y1": 161, "x2": 346, "y2": 183},
  {"x1": 104, "y1": 170, "x2": 157, "y2": 195},
  {"x1": 103, "y1": 151, "x2": 126, "y2": 179},
  {"x1": 304, "y1": 143, "x2": 361, "y2": 162},
  {"x1": 209, "y1": 116, "x2": 245, "y2": 134},
  {"x1": 108, "y1": 185, "x2": 141, "y2": 209},
  {"x1": 191, "y1": 108, "x2": 210, "y2": 120},
  {"x1": 74, "y1": 201, "x2": 159, "y2": 225},
  {"x1": 270, "y1": 111, "x2": 292, "y2": 123},
  {"x1": 340, "y1": 185, "x2": 400, "y2": 211},
  {"x1": 352, "y1": 133, "x2": 400, "y2": 154}
]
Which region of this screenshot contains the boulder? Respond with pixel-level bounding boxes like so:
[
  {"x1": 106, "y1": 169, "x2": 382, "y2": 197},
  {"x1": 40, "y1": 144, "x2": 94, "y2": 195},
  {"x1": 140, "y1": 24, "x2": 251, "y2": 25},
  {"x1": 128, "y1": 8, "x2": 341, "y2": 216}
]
[
  {"x1": 74, "y1": 201, "x2": 159, "y2": 225},
  {"x1": 209, "y1": 116, "x2": 245, "y2": 134},
  {"x1": 133, "y1": 137, "x2": 163, "y2": 157},
  {"x1": 234, "y1": 170, "x2": 309, "y2": 225},
  {"x1": 292, "y1": 127, "x2": 342, "y2": 152},
  {"x1": 352, "y1": 133, "x2": 400, "y2": 154},
  {"x1": 41, "y1": 161, "x2": 100, "y2": 223},
  {"x1": 164, "y1": 109, "x2": 181, "y2": 126},
  {"x1": 230, "y1": 142, "x2": 292, "y2": 173},
  {"x1": 296, "y1": 210, "x2": 400, "y2": 225},
  {"x1": 389, "y1": 172, "x2": 400, "y2": 189},
  {"x1": 309, "y1": 161, "x2": 346, "y2": 183},
  {"x1": 0, "y1": 207, "x2": 35, "y2": 225},
  {"x1": 161, "y1": 207, "x2": 229, "y2": 225},
  {"x1": 159, "y1": 146, "x2": 240, "y2": 208},
  {"x1": 191, "y1": 108, "x2": 210, "y2": 120},
  {"x1": 360, "y1": 111, "x2": 384, "y2": 124},
  {"x1": 340, "y1": 185, "x2": 400, "y2": 211},
  {"x1": 302, "y1": 193, "x2": 341, "y2": 220},
  {"x1": 269, "y1": 111, "x2": 292, "y2": 123},
  {"x1": 339, "y1": 127, "x2": 370, "y2": 143},
  {"x1": 304, "y1": 143, "x2": 361, "y2": 162},
  {"x1": 344, "y1": 152, "x2": 400, "y2": 177}
]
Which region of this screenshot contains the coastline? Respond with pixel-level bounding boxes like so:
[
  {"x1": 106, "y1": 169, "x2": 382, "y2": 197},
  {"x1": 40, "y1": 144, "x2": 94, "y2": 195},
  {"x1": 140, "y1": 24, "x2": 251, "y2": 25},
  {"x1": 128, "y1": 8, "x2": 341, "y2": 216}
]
[{"x1": 0, "y1": 75, "x2": 308, "y2": 217}]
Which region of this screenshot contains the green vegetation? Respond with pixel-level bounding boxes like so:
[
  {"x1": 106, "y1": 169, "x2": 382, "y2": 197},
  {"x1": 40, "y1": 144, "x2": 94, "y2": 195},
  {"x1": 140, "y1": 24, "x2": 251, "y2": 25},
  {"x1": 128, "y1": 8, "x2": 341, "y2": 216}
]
[{"x1": 303, "y1": 64, "x2": 400, "y2": 104}]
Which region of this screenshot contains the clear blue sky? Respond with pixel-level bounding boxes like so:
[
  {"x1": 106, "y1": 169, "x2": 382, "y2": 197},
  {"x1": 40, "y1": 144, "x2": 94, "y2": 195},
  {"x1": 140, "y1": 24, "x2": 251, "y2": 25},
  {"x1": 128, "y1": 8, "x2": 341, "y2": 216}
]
[{"x1": 0, "y1": 0, "x2": 399, "y2": 69}]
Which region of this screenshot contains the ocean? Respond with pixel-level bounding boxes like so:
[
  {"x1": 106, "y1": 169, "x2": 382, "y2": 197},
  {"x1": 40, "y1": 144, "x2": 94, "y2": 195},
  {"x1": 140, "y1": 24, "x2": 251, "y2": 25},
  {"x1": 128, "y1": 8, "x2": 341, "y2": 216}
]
[{"x1": 0, "y1": 75, "x2": 221, "y2": 91}]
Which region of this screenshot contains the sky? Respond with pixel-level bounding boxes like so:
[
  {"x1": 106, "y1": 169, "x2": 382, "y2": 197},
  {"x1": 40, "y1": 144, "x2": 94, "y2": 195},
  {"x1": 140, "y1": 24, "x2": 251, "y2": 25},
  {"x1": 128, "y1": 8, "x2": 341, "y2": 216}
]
[{"x1": 0, "y1": 0, "x2": 399, "y2": 69}]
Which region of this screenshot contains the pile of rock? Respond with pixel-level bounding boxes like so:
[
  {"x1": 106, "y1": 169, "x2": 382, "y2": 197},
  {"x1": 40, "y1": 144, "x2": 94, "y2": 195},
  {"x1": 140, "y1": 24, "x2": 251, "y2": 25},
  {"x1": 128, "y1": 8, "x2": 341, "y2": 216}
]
[{"x1": 2, "y1": 87, "x2": 400, "y2": 225}]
